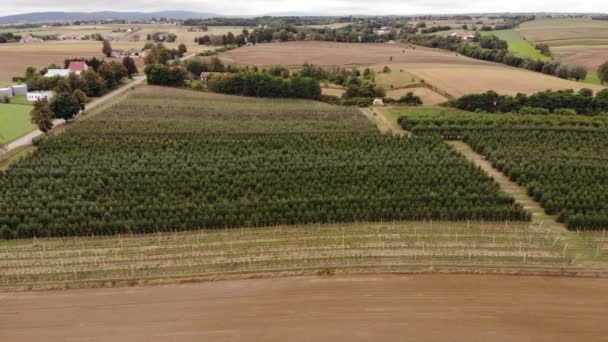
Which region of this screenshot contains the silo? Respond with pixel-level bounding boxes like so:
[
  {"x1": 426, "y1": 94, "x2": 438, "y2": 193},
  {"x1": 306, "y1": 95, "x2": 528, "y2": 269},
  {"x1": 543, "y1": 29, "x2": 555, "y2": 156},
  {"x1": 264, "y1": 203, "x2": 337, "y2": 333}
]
[
  {"x1": 0, "y1": 88, "x2": 12, "y2": 99},
  {"x1": 11, "y1": 84, "x2": 27, "y2": 96}
]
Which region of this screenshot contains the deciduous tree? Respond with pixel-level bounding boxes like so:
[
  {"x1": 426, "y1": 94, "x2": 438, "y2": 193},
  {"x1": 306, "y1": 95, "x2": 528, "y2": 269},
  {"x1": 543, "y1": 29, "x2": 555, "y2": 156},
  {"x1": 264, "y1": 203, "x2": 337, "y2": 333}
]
[{"x1": 30, "y1": 99, "x2": 54, "y2": 133}]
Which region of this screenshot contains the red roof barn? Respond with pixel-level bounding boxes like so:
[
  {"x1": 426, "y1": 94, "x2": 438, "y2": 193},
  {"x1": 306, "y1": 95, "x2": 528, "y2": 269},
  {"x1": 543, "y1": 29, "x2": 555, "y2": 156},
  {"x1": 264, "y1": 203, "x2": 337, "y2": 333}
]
[{"x1": 67, "y1": 61, "x2": 89, "y2": 74}]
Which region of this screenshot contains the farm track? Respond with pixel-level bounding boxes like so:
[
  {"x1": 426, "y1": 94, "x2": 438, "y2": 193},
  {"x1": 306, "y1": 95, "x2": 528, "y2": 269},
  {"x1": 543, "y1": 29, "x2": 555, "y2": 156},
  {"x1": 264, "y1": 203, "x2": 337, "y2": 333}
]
[{"x1": 447, "y1": 141, "x2": 606, "y2": 263}]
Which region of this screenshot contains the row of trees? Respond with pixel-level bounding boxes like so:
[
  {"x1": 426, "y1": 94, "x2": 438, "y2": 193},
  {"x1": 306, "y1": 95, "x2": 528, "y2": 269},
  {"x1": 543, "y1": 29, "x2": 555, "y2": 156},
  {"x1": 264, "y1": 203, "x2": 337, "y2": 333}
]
[
  {"x1": 400, "y1": 34, "x2": 589, "y2": 81},
  {"x1": 465, "y1": 130, "x2": 608, "y2": 230},
  {"x1": 451, "y1": 89, "x2": 608, "y2": 115},
  {"x1": 207, "y1": 71, "x2": 321, "y2": 99}
]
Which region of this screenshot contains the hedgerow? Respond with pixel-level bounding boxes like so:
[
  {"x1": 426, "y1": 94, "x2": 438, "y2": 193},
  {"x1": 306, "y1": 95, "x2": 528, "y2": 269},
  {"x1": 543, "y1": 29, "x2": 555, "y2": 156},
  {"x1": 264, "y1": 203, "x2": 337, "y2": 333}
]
[{"x1": 0, "y1": 87, "x2": 527, "y2": 238}]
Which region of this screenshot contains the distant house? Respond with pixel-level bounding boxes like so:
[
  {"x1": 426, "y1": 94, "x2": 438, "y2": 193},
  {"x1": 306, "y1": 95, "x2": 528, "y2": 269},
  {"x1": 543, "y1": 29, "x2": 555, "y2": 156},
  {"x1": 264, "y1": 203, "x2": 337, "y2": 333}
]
[
  {"x1": 27, "y1": 91, "x2": 54, "y2": 102},
  {"x1": 59, "y1": 34, "x2": 81, "y2": 40},
  {"x1": 67, "y1": 61, "x2": 88, "y2": 74},
  {"x1": 200, "y1": 72, "x2": 223, "y2": 84},
  {"x1": 372, "y1": 98, "x2": 385, "y2": 107},
  {"x1": 19, "y1": 34, "x2": 43, "y2": 44},
  {"x1": 112, "y1": 49, "x2": 145, "y2": 58},
  {"x1": 448, "y1": 31, "x2": 475, "y2": 40},
  {"x1": 44, "y1": 69, "x2": 71, "y2": 78}
]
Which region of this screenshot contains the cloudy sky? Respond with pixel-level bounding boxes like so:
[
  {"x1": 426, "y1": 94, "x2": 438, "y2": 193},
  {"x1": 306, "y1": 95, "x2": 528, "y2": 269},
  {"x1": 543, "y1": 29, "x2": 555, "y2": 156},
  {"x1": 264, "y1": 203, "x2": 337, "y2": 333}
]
[{"x1": 3, "y1": 0, "x2": 608, "y2": 16}]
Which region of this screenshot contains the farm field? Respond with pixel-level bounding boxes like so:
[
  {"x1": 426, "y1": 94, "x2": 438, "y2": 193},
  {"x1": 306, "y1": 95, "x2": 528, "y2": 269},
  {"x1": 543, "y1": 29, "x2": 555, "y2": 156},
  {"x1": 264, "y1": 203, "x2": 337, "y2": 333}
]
[
  {"x1": 518, "y1": 18, "x2": 608, "y2": 46},
  {"x1": 551, "y1": 45, "x2": 608, "y2": 71},
  {"x1": 0, "y1": 86, "x2": 529, "y2": 239},
  {"x1": 4, "y1": 274, "x2": 608, "y2": 341},
  {"x1": 480, "y1": 30, "x2": 549, "y2": 61},
  {"x1": 0, "y1": 221, "x2": 580, "y2": 291},
  {"x1": 0, "y1": 24, "x2": 250, "y2": 84},
  {"x1": 220, "y1": 41, "x2": 605, "y2": 97},
  {"x1": 0, "y1": 104, "x2": 34, "y2": 145},
  {"x1": 385, "y1": 87, "x2": 448, "y2": 105}
]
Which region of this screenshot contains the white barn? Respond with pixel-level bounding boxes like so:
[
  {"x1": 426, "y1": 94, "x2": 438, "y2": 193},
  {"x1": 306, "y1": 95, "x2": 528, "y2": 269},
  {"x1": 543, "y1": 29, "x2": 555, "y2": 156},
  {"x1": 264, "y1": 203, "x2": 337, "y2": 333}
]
[
  {"x1": 27, "y1": 91, "x2": 54, "y2": 102},
  {"x1": 44, "y1": 69, "x2": 71, "y2": 78}
]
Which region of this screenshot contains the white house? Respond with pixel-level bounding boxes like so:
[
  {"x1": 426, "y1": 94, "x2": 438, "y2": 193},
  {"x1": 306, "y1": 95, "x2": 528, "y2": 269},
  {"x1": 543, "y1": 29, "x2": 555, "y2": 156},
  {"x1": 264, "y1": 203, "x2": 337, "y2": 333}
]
[
  {"x1": 448, "y1": 31, "x2": 475, "y2": 40},
  {"x1": 27, "y1": 91, "x2": 54, "y2": 102},
  {"x1": 44, "y1": 69, "x2": 71, "y2": 78}
]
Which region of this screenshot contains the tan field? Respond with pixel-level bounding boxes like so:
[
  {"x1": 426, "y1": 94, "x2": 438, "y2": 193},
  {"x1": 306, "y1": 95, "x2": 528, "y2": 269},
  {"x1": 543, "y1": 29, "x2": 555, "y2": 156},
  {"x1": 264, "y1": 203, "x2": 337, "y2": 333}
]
[
  {"x1": 518, "y1": 18, "x2": 608, "y2": 46},
  {"x1": 0, "y1": 24, "x2": 249, "y2": 84},
  {"x1": 221, "y1": 41, "x2": 605, "y2": 97},
  {"x1": 0, "y1": 41, "x2": 146, "y2": 84},
  {"x1": 552, "y1": 45, "x2": 608, "y2": 70},
  {"x1": 2, "y1": 274, "x2": 608, "y2": 342}
]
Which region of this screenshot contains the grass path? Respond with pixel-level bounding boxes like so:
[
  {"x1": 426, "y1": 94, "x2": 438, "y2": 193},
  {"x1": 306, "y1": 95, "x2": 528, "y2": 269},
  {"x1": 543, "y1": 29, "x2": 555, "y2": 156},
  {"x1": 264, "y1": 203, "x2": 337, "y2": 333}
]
[{"x1": 447, "y1": 141, "x2": 607, "y2": 264}]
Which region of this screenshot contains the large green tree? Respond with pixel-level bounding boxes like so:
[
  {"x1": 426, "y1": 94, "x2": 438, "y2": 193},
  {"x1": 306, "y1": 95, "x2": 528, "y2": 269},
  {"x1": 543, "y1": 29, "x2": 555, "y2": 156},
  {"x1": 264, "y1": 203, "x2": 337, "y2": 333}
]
[
  {"x1": 50, "y1": 93, "x2": 81, "y2": 121},
  {"x1": 102, "y1": 39, "x2": 112, "y2": 57},
  {"x1": 122, "y1": 57, "x2": 138, "y2": 79},
  {"x1": 30, "y1": 99, "x2": 54, "y2": 133}
]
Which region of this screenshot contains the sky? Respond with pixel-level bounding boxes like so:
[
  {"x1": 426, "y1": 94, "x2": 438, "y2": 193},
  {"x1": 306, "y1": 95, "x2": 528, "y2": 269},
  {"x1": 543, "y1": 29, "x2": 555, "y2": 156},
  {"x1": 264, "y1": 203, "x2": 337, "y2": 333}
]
[{"x1": 3, "y1": 0, "x2": 608, "y2": 16}]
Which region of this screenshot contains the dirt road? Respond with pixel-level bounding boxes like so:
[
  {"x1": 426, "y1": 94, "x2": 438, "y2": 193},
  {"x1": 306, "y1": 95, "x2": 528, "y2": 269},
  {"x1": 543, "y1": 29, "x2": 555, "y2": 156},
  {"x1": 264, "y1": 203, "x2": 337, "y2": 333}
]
[{"x1": 1, "y1": 274, "x2": 607, "y2": 342}]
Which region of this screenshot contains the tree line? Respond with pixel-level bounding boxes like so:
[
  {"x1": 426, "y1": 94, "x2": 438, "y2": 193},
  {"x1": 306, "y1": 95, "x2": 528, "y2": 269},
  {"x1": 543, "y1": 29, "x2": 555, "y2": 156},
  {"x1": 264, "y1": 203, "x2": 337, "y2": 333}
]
[{"x1": 450, "y1": 89, "x2": 608, "y2": 115}]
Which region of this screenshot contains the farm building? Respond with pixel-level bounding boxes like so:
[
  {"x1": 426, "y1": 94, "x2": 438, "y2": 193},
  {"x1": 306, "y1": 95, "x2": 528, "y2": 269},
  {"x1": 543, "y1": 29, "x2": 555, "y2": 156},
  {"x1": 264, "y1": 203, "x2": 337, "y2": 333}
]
[
  {"x1": 44, "y1": 69, "x2": 71, "y2": 78},
  {"x1": 448, "y1": 31, "x2": 476, "y2": 40},
  {"x1": 0, "y1": 88, "x2": 12, "y2": 99},
  {"x1": 19, "y1": 35, "x2": 43, "y2": 44},
  {"x1": 200, "y1": 72, "x2": 223, "y2": 84},
  {"x1": 111, "y1": 49, "x2": 146, "y2": 58},
  {"x1": 27, "y1": 91, "x2": 54, "y2": 102},
  {"x1": 67, "y1": 61, "x2": 88, "y2": 74},
  {"x1": 59, "y1": 34, "x2": 81, "y2": 40},
  {"x1": 11, "y1": 84, "x2": 27, "y2": 96},
  {"x1": 372, "y1": 98, "x2": 385, "y2": 107}
]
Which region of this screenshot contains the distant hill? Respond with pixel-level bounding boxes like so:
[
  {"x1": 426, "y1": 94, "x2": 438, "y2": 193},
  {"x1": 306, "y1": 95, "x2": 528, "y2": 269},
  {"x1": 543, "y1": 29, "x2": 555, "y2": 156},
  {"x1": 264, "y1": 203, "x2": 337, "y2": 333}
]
[{"x1": 0, "y1": 11, "x2": 217, "y2": 24}]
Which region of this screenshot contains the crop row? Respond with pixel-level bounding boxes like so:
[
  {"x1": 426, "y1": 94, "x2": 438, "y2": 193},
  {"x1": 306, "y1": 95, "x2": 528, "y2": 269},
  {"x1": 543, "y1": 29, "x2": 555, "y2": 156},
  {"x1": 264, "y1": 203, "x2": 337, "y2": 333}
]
[{"x1": 0, "y1": 87, "x2": 528, "y2": 238}]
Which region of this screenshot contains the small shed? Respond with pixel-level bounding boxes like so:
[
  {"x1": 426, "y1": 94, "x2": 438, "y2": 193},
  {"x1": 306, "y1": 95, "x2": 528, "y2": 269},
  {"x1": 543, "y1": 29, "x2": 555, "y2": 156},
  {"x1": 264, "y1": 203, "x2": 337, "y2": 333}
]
[
  {"x1": 0, "y1": 88, "x2": 12, "y2": 99},
  {"x1": 11, "y1": 84, "x2": 28, "y2": 96},
  {"x1": 372, "y1": 98, "x2": 385, "y2": 107}
]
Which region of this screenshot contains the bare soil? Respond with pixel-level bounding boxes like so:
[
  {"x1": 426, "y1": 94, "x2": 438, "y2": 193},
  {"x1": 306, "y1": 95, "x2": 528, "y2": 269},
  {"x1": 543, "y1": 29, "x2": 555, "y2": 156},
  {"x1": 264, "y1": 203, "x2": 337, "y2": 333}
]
[
  {"x1": 551, "y1": 45, "x2": 608, "y2": 70},
  {"x1": 220, "y1": 41, "x2": 605, "y2": 97},
  {"x1": 1, "y1": 274, "x2": 607, "y2": 342}
]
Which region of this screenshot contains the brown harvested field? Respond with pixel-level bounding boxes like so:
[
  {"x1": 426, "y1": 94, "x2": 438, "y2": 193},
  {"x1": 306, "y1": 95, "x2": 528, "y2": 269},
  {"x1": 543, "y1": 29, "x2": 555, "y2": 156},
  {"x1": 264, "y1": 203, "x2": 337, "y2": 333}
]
[
  {"x1": 551, "y1": 45, "x2": 608, "y2": 70},
  {"x1": 0, "y1": 41, "x2": 103, "y2": 85},
  {"x1": 386, "y1": 87, "x2": 448, "y2": 105},
  {"x1": 518, "y1": 18, "x2": 608, "y2": 46},
  {"x1": 222, "y1": 41, "x2": 605, "y2": 97},
  {"x1": 322, "y1": 87, "x2": 345, "y2": 97},
  {"x1": 2, "y1": 274, "x2": 608, "y2": 342},
  {"x1": 220, "y1": 41, "x2": 476, "y2": 68},
  {"x1": 403, "y1": 63, "x2": 606, "y2": 97}
]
